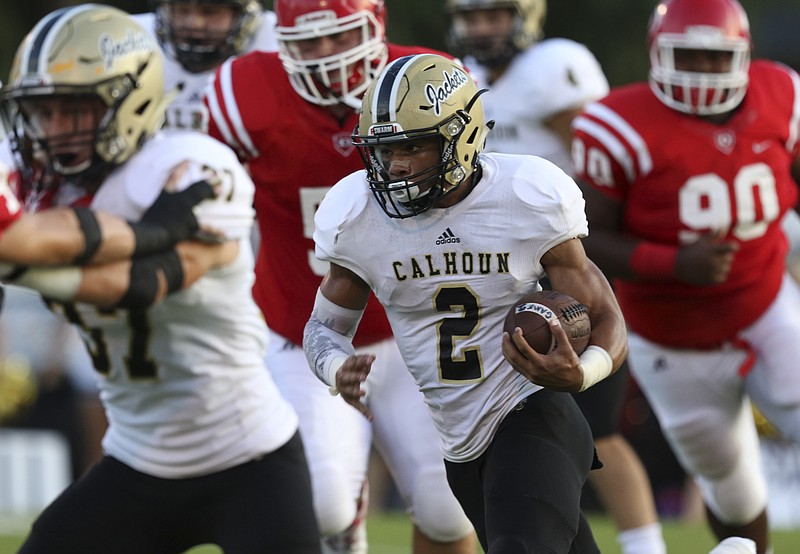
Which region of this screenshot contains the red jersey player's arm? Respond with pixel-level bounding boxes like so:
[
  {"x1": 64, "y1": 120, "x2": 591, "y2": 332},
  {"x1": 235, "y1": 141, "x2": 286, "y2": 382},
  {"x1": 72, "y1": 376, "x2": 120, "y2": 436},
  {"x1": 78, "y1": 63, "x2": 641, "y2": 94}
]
[
  {"x1": 577, "y1": 180, "x2": 638, "y2": 280},
  {"x1": 579, "y1": 179, "x2": 738, "y2": 286},
  {"x1": 204, "y1": 56, "x2": 261, "y2": 162},
  {"x1": 0, "y1": 177, "x2": 216, "y2": 267},
  {"x1": 544, "y1": 106, "x2": 585, "y2": 151},
  {"x1": 0, "y1": 208, "x2": 141, "y2": 266}
]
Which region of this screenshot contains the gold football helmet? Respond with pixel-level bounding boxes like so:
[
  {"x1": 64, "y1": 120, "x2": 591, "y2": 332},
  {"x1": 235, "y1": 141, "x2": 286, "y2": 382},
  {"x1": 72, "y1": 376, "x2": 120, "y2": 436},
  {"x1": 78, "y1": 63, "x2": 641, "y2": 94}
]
[
  {"x1": 446, "y1": 0, "x2": 546, "y2": 67},
  {"x1": 154, "y1": 0, "x2": 264, "y2": 73},
  {"x1": 0, "y1": 4, "x2": 169, "y2": 191},
  {"x1": 353, "y1": 54, "x2": 491, "y2": 219}
]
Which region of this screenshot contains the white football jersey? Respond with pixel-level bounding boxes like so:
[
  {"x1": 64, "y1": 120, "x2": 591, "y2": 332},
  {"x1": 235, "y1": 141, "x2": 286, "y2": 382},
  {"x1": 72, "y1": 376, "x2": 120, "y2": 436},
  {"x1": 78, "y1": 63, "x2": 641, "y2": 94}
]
[
  {"x1": 313, "y1": 153, "x2": 588, "y2": 462},
  {"x1": 467, "y1": 38, "x2": 609, "y2": 173},
  {"x1": 55, "y1": 132, "x2": 298, "y2": 478},
  {"x1": 133, "y1": 11, "x2": 278, "y2": 132}
]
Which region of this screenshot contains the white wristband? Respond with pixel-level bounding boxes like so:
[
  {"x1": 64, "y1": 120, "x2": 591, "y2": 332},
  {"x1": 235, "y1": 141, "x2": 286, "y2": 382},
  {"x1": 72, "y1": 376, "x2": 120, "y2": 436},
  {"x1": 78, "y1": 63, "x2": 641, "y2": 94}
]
[
  {"x1": 578, "y1": 345, "x2": 613, "y2": 392},
  {"x1": 325, "y1": 356, "x2": 347, "y2": 396}
]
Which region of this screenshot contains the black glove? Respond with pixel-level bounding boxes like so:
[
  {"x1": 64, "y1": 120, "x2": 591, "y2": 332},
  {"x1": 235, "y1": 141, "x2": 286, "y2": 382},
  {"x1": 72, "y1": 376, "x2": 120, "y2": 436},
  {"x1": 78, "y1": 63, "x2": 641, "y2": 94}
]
[{"x1": 131, "y1": 179, "x2": 216, "y2": 256}]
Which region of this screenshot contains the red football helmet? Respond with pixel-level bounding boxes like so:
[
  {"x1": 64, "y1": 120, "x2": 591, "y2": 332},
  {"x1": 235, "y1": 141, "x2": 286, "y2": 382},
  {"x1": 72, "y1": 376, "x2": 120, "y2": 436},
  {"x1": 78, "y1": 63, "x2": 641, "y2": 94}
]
[
  {"x1": 648, "y1": 0, "x2": 751, "y2": 116},
  {"x1": 275, "y1": 0, "x2": 388, "y2": 109}
]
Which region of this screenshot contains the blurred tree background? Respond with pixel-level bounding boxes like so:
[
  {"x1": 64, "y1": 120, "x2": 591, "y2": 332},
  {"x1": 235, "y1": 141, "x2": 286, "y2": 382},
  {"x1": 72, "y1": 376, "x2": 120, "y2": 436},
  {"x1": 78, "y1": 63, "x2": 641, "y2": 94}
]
[{"x1": 1, "y1": 0, "x2": 798, "y2": 89}]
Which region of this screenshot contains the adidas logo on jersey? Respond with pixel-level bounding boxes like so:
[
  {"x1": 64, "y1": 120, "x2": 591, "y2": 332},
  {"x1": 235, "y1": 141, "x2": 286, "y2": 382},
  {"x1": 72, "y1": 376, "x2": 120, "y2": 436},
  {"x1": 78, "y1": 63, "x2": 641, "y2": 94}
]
[{"x1": 436, "y1": 228, "x2": 460, "y2": 245}]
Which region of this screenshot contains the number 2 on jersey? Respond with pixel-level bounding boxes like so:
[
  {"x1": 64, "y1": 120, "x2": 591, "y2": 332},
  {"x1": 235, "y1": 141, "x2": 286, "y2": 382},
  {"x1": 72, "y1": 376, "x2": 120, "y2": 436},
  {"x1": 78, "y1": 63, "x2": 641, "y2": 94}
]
[{"x1": 435, "y1": 285, "x2": 484, "y2": 382}]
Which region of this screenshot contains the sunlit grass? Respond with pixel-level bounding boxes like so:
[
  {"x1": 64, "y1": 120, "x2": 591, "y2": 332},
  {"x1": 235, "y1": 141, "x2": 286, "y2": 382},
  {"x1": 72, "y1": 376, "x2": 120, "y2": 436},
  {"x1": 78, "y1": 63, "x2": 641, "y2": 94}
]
[{"x1": 2, "y1": 510, "x2": 799, "y2": 553}]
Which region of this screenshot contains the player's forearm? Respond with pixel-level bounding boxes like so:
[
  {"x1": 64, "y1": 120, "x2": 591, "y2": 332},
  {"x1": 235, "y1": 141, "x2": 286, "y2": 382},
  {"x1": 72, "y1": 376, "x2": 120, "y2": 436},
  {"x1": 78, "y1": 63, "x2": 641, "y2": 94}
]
[
  {"x1": 77, "y1": 240, "x2": 235, "y2": 306},
  {"x1": 4, "y1": 178, "x2": 217, "y2": 268},
  {"x1": 8, "y1": 238, "x2": 235, "y2": 307},
  {"x1": 0, "y1": 208, "x2": 111, "y2": 265},
  {"x1": 87, "y1": 211, "x2": 138, "y2": 264},
  {"x1": 0, "y1": 208, "x2": 183, "y2": 267},
  {"x1": 577, "y1": 264, "x2": 629, "y2": 370},
  {"x1": 8, "y1": 258, "x2": 168, "y2": 307},
  {"x1": 586, "y1": 303, "x2": 628, "y2": 370},
  {"x1": 580, "y1": 230, "x2": 642, "y2": 281},
  {"x1": 302, "y1": 288, "x2": 364, "y2": 390}
]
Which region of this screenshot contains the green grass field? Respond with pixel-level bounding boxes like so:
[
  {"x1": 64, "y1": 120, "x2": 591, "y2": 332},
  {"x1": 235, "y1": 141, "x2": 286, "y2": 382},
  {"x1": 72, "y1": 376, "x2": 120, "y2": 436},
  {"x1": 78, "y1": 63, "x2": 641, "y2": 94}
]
[{"x1": 2, "y1": 511, "x2": 799, "y2": 553}]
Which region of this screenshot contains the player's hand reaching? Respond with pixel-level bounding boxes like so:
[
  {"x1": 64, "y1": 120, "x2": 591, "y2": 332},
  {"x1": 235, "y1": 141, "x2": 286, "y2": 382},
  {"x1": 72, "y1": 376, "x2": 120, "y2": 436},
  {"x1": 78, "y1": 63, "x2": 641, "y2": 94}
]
[
  {"x1": 675, "y1": 230, "x2": 739, "y2": 285},
  {"x1": 141, "y1": 163, "x2": 221, "y2": 244},
  {"x1": 502, "y1": 318, "x2": 584, "y2": 392},
  {"x1": 335, "y1": 354, "x2": 376, "y2": 421}
]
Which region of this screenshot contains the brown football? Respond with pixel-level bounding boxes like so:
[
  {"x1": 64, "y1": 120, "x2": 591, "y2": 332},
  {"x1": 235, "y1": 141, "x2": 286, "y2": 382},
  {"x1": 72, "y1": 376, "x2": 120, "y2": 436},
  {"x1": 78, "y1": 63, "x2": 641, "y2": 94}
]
[{"x1": 503, "y1": 290, "x2": 591, "y2": 354}]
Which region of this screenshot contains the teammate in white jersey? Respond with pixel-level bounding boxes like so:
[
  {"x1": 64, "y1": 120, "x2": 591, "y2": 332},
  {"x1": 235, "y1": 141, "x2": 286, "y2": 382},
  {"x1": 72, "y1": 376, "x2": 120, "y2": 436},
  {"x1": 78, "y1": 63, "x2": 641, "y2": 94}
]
[
  {"x1": 446, "y1": 0, "x2": 608, "y2": 172},
  {"x1": 2, "y1": 6, "x2": 319, "y2": 553},
  {"x1": 134, "y1": 0, "x2": 277, "y2": 131},
  {"x1": 446, "y1": 3, "x2": 666, "y2": 553},
  {"x1": 303, "y1": 53, "x2": 628, "y2": 553}
]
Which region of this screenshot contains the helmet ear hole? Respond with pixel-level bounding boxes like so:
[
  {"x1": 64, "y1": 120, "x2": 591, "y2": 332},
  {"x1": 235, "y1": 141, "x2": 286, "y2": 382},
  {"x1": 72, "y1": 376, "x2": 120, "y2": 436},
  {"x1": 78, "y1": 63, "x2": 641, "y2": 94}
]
[{"x1": 135, "y1": 100, "x2": 152, "y2": 116}]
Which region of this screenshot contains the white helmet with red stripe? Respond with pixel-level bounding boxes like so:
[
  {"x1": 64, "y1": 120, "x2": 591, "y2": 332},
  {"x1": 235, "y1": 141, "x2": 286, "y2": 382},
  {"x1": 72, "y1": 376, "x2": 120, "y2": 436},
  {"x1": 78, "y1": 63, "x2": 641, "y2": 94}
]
[{"x1": 648, "y1": 0, "x2": 751, "y2": 116}]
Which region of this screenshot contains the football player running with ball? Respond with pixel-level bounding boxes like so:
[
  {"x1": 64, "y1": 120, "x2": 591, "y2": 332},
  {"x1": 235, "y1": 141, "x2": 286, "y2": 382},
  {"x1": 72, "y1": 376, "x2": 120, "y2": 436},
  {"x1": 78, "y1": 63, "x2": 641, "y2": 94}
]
[
  {"x1": 2, "y1": 6, "x2": 320, "y2": 553},
  {"x1": 572, "y1": 0, "x2": 800, "y2": 552},
  {"x1": 446, "y1": 1, "x2": 667, "y2": 552},
  {"x1": 204, "y1": 1, "x2": 476, "y2": 552},
  {"x1": 303, "y1": 53, "x2": 628, "y2": 553}
]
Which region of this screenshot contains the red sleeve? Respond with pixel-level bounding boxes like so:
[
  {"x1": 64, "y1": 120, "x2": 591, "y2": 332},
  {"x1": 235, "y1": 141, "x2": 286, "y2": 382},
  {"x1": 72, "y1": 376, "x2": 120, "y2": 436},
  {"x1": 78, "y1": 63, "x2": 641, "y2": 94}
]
[
  {"x1": 205, "y1": 51, "x2": 277, "y2": 161},
  {"x1": 0, "y1": 172, "x2": 22, "y2": 234},
  {"x1": 571, "y1": 109, "x2": 632, "y2": 203}
]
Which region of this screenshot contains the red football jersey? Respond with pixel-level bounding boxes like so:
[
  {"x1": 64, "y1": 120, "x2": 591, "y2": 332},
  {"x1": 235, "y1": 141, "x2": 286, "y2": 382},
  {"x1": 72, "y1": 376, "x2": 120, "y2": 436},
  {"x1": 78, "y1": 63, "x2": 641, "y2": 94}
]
[
  {"x1": 573, "y1": 61, "x2": 800, "y2": 348},
  {"x1": 0, "y1": 162, "x2": 23, "y2": 233},
  {"x1": 0, "y1": 193, "x2": 21, "y2": 233},
  {"x1": 206, "y1": 45, "x2": 450, "y2": 346}
]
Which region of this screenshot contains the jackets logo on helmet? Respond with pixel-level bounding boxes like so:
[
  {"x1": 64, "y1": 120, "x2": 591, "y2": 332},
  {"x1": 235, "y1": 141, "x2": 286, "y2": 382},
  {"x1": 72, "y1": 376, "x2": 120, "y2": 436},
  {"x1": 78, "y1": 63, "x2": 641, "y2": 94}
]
[
  {"x1": 426, "y1": 68, "x2": 470, "y2": 116},
  {"x1": 99, "y1": 30, "x2": 154, "y2": 70}
]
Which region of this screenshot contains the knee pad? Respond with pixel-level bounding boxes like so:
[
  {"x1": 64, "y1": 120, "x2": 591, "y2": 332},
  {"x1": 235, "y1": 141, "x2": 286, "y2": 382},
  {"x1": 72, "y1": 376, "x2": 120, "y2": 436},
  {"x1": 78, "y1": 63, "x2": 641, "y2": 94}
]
[
  {"x1": 695, "y1": 454, "x2": 767, "y2": 525},
  {"x1": 408, "y1": 467, "x2": 474, "y2": 543},
  {"x1": 666, "y1": 402, "x2": 767, "y2": 525},
  {"x1": 311, "y1": 462, "x2": 358, "y2": 536},
  {"x1": 686, "y1": 409, "x2": 767, "y2": 524}
]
